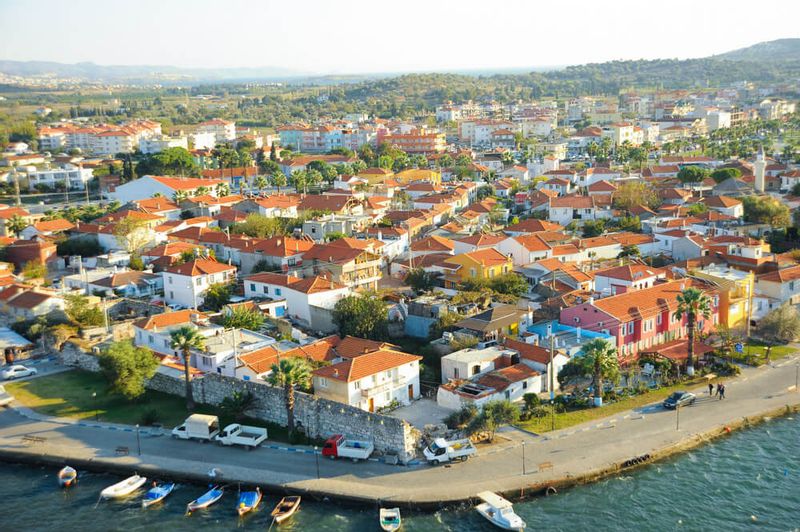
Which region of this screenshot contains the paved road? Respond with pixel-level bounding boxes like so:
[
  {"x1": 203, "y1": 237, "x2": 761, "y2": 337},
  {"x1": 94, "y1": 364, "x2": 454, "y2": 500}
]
[
  {"x1": 0, "y1": 355, "x2": 798, "y2": 505},
  {"x1": 1, "y1": 357, "x2": 68, "y2": 383}
]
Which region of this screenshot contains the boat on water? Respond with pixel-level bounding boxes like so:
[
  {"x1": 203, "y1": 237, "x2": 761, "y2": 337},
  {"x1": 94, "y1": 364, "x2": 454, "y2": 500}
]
[
  {"x1": 379, "y1": 507, "x2": 402, "y2": 531},
  {"x1": 186, "y1": 485, "x2": 224, "y2": 513},
  {"x1": 57, "y1": 466, "x2": 77, "y2": 488},
  {"x1": 236, "y1": 487, "x2": 261, "y2": 516},
  {"x1": 270, "y1": 495, "x2": 301, "y2": 523},
  {"x1": 100, "y1": 475, "x2": 147, "y2": 500},
  {"x1": 141, "y1": 482, "x2": 176, "y2": 508},
  {"x1": 475, "y1": 491, "x2": 526, "y2": 531}
]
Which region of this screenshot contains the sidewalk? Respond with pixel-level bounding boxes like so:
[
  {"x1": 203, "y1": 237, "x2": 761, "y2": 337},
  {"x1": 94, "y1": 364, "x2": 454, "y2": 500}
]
[{"x1": 0, "y1": 354, "x2": 798, "y2": 507}]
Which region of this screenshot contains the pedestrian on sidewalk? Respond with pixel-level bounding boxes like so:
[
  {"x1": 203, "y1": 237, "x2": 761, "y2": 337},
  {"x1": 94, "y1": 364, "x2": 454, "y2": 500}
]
[
  {"x1": 719, "y1": 384, "x2": 726, "y2": 400},
  {"x1": 715, "y1": 383, "x2": 721, "y2": 398},
  {"x1": 708, "y1": 382, "x2": 714, "y2": 395}
]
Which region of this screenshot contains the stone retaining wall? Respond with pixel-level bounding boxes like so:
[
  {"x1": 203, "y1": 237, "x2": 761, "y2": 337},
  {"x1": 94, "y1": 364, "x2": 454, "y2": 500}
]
[{"x1": 58, "y1": 342, "x2": 418, "y2": 461}]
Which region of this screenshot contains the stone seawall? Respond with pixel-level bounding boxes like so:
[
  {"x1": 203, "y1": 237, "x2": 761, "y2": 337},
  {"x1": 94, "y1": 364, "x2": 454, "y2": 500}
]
[{"x1": 58, "y1": 343, "x2": 418, "y2": 461}]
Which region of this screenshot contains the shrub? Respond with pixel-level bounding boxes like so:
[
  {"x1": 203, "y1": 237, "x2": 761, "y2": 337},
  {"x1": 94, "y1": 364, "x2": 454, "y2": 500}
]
[
  {"x1": 444, "y1": 403, "x2": 478, "y2": 429},
  {"x1": 139, "y1": 408, "x2": 161, "y2": 426},
  {"x1": 522, "y1": 393, "x2": 541, "y2": 411}
]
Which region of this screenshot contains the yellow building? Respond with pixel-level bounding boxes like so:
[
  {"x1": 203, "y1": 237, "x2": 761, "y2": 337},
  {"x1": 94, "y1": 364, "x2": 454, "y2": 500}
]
[
  {"x1": 441, "y1": 248, "x2": 513, "y2": 289},
  {"x1": 691, "y1": 263, "x2": 753, "y2": 329},
  {"x1": 393, "y1": 169, "x2": 442, "y2": 187}
]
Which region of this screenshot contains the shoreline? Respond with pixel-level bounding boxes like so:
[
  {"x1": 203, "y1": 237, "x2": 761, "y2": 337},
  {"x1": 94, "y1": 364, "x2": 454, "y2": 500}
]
[{"x1": 1, "y1": 402, "x2": 797, "y2": 511}]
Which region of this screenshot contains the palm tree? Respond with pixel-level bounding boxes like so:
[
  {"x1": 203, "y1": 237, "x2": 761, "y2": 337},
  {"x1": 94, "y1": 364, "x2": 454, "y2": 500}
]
[
  {"x1": 269, "y1": 173, "x2": 286, "y2": 194},
  {"x1": 173, "y1": 190, "x2": 189, "y2": 204},
  {"x1": 215, "y1": 182, "x2": 230, "y2": 197},
  {"x1": 169, "y1": 326, "x2": 205, "y2": 412},
  {"x1": 578, "y1": 338, "x2": 619, "y2": 407},
  {"x1": 253, "y1": 174, "x2": 268, "y2": 195},
  {"x1": 674, "y1": 287, "x2": 712, "y2": 376},
  {"x1": 6, "y1": 214, "x2": 28, "y2": 237},
  {"x1": 267, "y1": 357, "x2": 311, "y2": 435}
]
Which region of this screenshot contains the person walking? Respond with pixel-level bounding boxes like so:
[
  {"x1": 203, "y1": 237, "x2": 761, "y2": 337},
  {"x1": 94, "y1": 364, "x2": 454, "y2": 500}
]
[
  {"x1": 719, "y1": 384, "x2": 726, "y2": 400},
  {"x1": 715, "y1": 383, "x2": 721, "y2": 398},
  {"x1": 708, "y1": 382, "x2": 714, "y2": 395}
]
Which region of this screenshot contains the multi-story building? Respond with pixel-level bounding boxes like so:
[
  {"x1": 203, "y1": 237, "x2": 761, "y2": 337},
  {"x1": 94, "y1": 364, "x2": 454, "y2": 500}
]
[
  {"x1": 378, "y1": 129, "x2": 446, "y2": 154},
  {"x1": 24, "y1": 163, "x2": 94, "y2": 190},
  {"x1": 301, "y1": 241, "x2": 382, "y2": 290},
  {"x1": 162, "y1": 258, "x2": 237, "y2": 309},
  {"x1": 139, "y1": 134, "x2": 189, "y2": 154},
  {"x1": 197, "y1": 119, "x2": 236, "y2": 143}
]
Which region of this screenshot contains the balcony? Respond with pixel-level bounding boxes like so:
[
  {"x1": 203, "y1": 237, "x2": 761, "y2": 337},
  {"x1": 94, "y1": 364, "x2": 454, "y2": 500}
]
[{"x1": 360, "y1": 377, "x2": 401, "y2": 398}]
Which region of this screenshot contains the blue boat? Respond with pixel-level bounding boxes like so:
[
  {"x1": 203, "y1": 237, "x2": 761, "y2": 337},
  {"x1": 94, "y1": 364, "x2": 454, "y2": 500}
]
[
  {"x1": 236, "y1": 487, "x2": 262, "y2": 516},
  {"x1": 186, "y1": 485, "x2": 224, "y2": 514},
  {"x1": 141, "y1": 482, "x2": 175, "y2": 508}
]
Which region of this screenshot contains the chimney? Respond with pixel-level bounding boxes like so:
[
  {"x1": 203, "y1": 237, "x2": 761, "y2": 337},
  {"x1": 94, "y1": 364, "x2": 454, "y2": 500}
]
[{"x1": 333, "y1": 368, "x2": 339, "y2": 377}]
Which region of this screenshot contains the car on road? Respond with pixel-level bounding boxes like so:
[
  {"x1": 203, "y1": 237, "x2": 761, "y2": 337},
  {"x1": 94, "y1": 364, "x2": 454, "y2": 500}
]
[
  {"x1": 2, "y1": 365, "x2": 37, "y2": 380},
  {"x1": 663, "y1": 391, "x2": 696, "y2": 409}
]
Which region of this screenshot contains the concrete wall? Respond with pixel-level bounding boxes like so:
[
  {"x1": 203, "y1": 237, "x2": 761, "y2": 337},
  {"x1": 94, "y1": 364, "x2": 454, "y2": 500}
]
[{"x1": 59, "y1": 343, "x2": 419, "y2": 461}]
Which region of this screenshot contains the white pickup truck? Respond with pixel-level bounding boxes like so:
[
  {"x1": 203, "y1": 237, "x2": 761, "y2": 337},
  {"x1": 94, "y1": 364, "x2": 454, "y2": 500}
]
[
  {"x1": 423, "y1": 437, "x2": 477, "y2": 464},
  {"x1": 172, "y1": 414, "x2": 221, "y2": 441},
  {"x1": 0, "y1": 385, "x2": 13, "y2": 407},
  {"x1": 215, "y1": 423, "x2": 268, "y2": 449}
]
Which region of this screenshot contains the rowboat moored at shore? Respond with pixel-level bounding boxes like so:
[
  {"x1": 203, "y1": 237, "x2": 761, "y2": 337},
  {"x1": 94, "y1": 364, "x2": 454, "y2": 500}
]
[
  {"x1": 142, "y1": 482, "x2": 175, "y2": 508},
  {"x1": 101, "y1": 475, "x2": 147, "y2": 499},
  {"x1": 380, "y1": 507, "x2": 402, "y2": 531},
  {"x1": 57, "y1": 466, "x2": 77, "y2": 488},
  {"x1": 236, "y1": 487, "x2": 261, "y2": 516},
  {"x1": 270, "y1": 495, "x2": 301, "y2": 523},
  {"x1": 186, "y1": 485, "x2": 224, "y2": 513}
]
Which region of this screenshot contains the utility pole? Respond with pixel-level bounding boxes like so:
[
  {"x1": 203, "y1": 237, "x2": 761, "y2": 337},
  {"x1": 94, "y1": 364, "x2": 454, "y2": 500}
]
[
  {"x1": 12, "y1": 164, "x2": 21, "y2": 207},
  {"x1": 549, "y1": 322, "x2": 556, "y2": 432},
  {"x1": 745, "y1": 274, "x2": 753, "y2": 338}
]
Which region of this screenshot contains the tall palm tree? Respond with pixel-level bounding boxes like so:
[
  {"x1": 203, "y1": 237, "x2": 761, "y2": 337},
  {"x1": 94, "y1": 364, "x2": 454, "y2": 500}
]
[
  {"x1": 169, "y1": 326, "x2": 205, "y2": 412},
  {"x1": 267, "y1": 357, "x2": 311, "y2": 435},
  {"x1": 674, "y1": 287, "x2": 712, "y2": 376},
  {"x1": 578, "y1": 338, "x2": 619, "y2": 407},
  {"x1": 270, "y1": 173, "x2": 287, "y2": 194},
  {"x1": 253, "y1": 174, "x2": 268, "y2": 195},
  {"x1": 173, "y1": 190, "x2": 189, "y2": 204},
  {"x1": 6, "y1": 214, "x2": 28, "y2": 237}
]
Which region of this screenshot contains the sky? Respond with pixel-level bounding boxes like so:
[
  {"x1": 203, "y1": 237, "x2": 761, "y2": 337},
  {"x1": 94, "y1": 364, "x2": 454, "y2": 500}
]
[{"x1": 0, "y1": 0, "x2": 798, "y2": 74}]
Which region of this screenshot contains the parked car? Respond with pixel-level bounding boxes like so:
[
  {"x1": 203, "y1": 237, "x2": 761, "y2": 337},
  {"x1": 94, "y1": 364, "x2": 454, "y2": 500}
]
[
  {"x1": 0, "y1": 384, "x2": 14, "y2": 406},
  {"x1": 2, "y1": 365, "x2": 37, "y2": 380},
  {"x1": 663, "y1": 391, "x2": 696, "y2": 409}
]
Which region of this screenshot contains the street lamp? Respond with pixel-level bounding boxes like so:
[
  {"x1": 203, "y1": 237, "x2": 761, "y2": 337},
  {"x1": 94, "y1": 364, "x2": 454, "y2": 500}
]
[
  {"x1": 314, "y1": 446, "x2": 320, "y2": 479},
  {"x1": 135, "y1": 424, "x2": 141, "y2": 456},
  {"x1": 676, "y1": 403, "x2": 681, "y2": 431},
  {"x1": 521, "y1": 441, "x2": 526, "y2": 476},
  {"x1": 92, "y1": 392, "x2": 98, "y2": 421}
]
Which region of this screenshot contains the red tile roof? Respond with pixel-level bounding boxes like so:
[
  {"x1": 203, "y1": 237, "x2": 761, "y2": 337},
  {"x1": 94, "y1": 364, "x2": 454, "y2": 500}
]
[
  {"x1": 313, "y1": 349, "x2": 421, "y2": 382},
  {"x1": 165, "y1": 258, "x2": 236, "y2": 276}
]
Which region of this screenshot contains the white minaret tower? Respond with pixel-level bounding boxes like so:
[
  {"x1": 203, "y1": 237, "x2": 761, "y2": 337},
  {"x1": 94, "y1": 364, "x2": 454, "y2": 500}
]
[{"x1": 754, "y1": 145, "x2": 766, "y2": 194}]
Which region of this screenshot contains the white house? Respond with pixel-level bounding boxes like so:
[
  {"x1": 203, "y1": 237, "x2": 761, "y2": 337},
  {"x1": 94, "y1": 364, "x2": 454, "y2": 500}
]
[
  {"x1": 163, "y1": 258, "x2": 237, "y2": 309},
  {"x1": 139, "y1": 135, "x2": 189, "y2": 154},
  {"x1": 312, "y1": 349, "x2": 422, "y2": 412},
  {"x1": 133, "y1": 309, "x2": 215, "y2": 357},
  {"x1": 593, "y1": 264, "x2": 667, "y2": 297},
  {"x1": 197, "y1": 119, "x2": 236, "y2": 143},
  {"x1": 497, "y1": 234, "x2": 552, "y2": 267},
  {"x1": 756, "y1": 265, "x2": 800, "y2": 306},
  {"x1": 437, "y1": 363, "x2": 542, "y2": 411},
  {"x1": 110, "y1": 175, "x2": 225, "y2": 203},
  {"x1": 24, "y1": 164, "x2": 95, "y2": 191},
  {"x1": 243, "y1": 271, "x2": 351, "y2": 324}
]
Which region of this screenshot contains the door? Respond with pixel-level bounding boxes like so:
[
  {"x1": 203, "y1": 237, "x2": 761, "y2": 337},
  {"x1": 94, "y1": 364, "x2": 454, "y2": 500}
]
[
  {"x1": 368, "y1": 398, "x2": 374, "y2": 412},
  {"x1": 407, "y1": 384, "x2": 414, "y2": 400}
]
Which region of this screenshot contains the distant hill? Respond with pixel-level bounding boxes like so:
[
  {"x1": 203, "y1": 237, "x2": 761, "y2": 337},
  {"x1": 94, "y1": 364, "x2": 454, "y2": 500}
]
[
  {"x1": 0, "y1": 60, "x2": 305, "y2": 83},
  {"x1": 713, "y1": 38, "x2": 800, "y2": 62}
]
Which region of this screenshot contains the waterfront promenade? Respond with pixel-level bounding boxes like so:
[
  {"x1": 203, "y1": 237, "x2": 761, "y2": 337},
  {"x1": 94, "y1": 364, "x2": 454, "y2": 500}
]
[{"x1": 1, "y1": 355, "x2": 798, "y2": 508}]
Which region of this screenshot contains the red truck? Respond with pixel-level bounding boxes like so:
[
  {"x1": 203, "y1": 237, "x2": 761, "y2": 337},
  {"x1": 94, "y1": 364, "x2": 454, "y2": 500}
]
[{"x1": 321, "y1": 434, "x2": 375, "y2": 461}]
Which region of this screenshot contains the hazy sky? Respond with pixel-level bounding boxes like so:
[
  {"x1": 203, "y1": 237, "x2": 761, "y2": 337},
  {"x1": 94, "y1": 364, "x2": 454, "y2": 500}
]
[{"x1": 1, "y1": 0, "x2": 797, "y2": 74}]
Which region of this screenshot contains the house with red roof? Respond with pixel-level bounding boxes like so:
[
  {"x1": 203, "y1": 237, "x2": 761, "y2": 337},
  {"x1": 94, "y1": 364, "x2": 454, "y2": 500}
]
[
  {"x1": 497, "y1": 234, "x2": 552, "y2": 266},
  {"x1": 312, "y1": 348, "x2": 422, "y2": 412},
  {"x1": 300, "y1": 241, "x2": 382, "y2": 290},
  {"x1": 593, "y1": 264, "x2": 666, "y2": 296},
  {"x1": 237, "y1": 235, "x2": 315, "y2": 275},
  {"x1": 109, "y1": 175, "x2": 225, "y2": 203},
  {"x1": 559, "y1": 280, "x2": 719, "y2": 363},
  {"x1": 244, "y1": 271, "x2": 351, "y2": 330},
  {"x1": 19, "y1": 218, "x2": 75, "y2": 239},
  {"x1": 0, "y1": 285, "x2": 65, "y2": 320},
  {"x1": 162, "y1": 258, "x2": 237, "y2": 309}
]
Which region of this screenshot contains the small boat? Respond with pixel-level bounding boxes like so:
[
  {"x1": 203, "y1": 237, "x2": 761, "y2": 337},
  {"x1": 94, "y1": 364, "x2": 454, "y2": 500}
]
[
  {"x1": 236, "y1": 487, "x2": 261, "y2": 516},
  {"x1": 57, "y1": 466, "x2": 77, "y2": 488},
  {"x1": 186, "y1": 485, "x2": 224, "y2": 513},
  {"x1": 100, "y1": 475, "x2": 147, "y2": 500},
  {"x1": 475, "y1": 491, "x2": 526, "y2": 531},
  {"x1": 270, "y1": 495, "x2": 301, "y2": 523},
  {"x1": 379, "y1": 507, "x2": 402, "y2": 531},
  {"x1": 142, "y1": 482, "x2": 176, "y2": 508}
]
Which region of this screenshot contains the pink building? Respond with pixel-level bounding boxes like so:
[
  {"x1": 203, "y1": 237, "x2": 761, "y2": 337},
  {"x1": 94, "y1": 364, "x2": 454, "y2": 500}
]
[{"x1": 559, "y1": 280, "x2": 719, "y2": 364}]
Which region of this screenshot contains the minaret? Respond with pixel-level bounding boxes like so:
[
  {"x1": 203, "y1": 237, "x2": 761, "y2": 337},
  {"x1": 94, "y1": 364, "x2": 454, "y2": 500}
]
[{"x1": 754, "y1": 145, "x2": 766, "y2": 194}]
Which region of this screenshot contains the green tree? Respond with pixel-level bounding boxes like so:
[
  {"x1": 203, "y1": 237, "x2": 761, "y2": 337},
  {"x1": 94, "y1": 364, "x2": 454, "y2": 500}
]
[
  {"x1": 65, "y1": 294, "x2": 104, "y2": 326},
  {"x1": 617, "y1": 244, "x2": 641, "y2": 258},
  {"x1": 488, "y1": 273, "x2": 528, "y2": 297},
  {"x1": 577, "y1": 338, "x2": 620, "y2": 407},
  {"x1": 582, "y1": 220, "x2": 606, "y2": 238},
  {"x1": 113, "y1": 216, "x2": 151, "y2": 254},
  {"x1": 710, "y1": 167, "x2": 742, "y2": 184},
  {"x1": 221, "y1": 305, "x2": 265, "y2": 330},
  {"x1": 676, "y1": 166, "x2": 709, "y2": 184},
  {"x1": 5, "y1": 214, "x2": 28, "y2": 237},
  {"x1": 758, "y1": 303, "x2": 800, "y2": 344},
  {"x1": 220, "y1": 391, "x2": 257, "y2": 422},
  {"x1": 405, "y1": 268, "x2": 436, "y2": 292},
  {"x1": 169, "y1": 325, "x2": 205, "y2": 411},
  {"x1": 614, "y1": 215, "x2": 641, "y2": 233},
  {"x1": 467, "y1": 399, "x2": 519, "y2": 442},
  {"x1": 22, "y1": 260, "x2": 48, "y2": 281},
  {"x1": 232, "y1": 213, "x2": 287, "y2": 238},
  {"x1": 203, "y1": 283, "x2": 232, "y2": 311},
  {"x1": 129, "y1": 254, "x2": 144, "y2": 271},
  {"x1": 267, "y1": 357, "x2": 312, "y2": 436},
  {"x1": 742, "y1": 195, "x2": 791, "y2": 228},
  {"x1": 270, "y1": 172, "x2": 287, "y2": 193},
  {"x1": 253, "y1": 174, "x2": 268, "y2": 194},
  {"x1": 98, "y1": 340, "x2": 159, "y2": 400},
  {"x1": 674, "y1": 287, "x2": 712, "y2": 376},
  {"x1": 332, "y1": 294, "x2": 389, "y2": 340},
  {"x1": 291, "y1": 170, "x2": 308, "y2": 193},
  {"x1": 612, "y1": 181, "x2": 660, "y2": 211}
]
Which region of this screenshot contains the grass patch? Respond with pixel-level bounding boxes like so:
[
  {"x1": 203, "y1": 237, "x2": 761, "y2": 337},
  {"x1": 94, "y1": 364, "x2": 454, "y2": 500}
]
[
  {"x1": 5, "y1": 369, "x2": 319, "y2": 445},
  {"x1": 726, "y1": 342, "x2": 795, "y2": 366},
  {"x1": 516, "y1": 378, "x2": 709, "y2": 434}
]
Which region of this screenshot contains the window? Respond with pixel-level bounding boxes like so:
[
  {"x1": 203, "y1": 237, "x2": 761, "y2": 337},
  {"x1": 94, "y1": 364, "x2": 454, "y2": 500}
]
[
  {"x1": 163, "y1": 339, "x2": 169, "y2": 348},
  {"x1": 196, "y1": 277, "x2": 202, "y2": 286},
  {"x1": 169, "y1": 291, "x2": 174, "y2": 299},
  {"x1": 522, "y1": 381, "x2": 528, "y2": 390},
  {"x1": 470, "y1": 268, "x2": 476, "y2": 278},
  {"x1": 627, "y1": 322, "x2": 634, "y2": 334},
  {"x1": 385, "y1": 392, "x2": 391, "y2": 402},
  {"x1": 657, "y1": 314, "x2": 662, "y2": 325},
  {"x1": 275, "y1": 288, "x2": 282, "y2": 296},
  {"x1": 453, "y1": 368, "x2": 459, "y2": 379},
  {"x1": 353, "y1": 380, "x2": 360, "y2": 390},
  {"x1": 504, "y1": 390, "x2": 510, "y2": 399},
  {"x1": 250, "y1": 283, "x2": 256, "y2": 292},
  {"x1": 263, "y1": 286, "x2": 269, "y2": 294},
  {"x1": 318, "y1": 377, "x2": 328, "y2": 388},
  {"x1": 472, "y1": 364, "x2": 481, "y2": 376}
]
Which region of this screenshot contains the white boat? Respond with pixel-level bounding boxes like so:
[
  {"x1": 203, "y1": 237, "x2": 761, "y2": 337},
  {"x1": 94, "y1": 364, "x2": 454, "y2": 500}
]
[
  {"x1": 380, "y1": 507, "x2": 402, "y2": 531},
  {"x1": 100, "y1": 475, "x2": 147, "y2": 499},
  {"x1": 475, "y1": 491, "x2": 526, "y2": 531}
]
